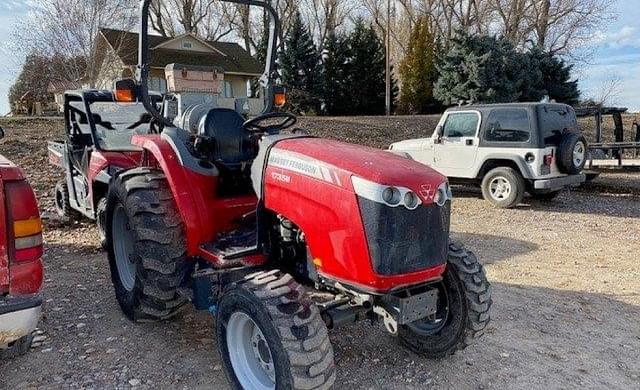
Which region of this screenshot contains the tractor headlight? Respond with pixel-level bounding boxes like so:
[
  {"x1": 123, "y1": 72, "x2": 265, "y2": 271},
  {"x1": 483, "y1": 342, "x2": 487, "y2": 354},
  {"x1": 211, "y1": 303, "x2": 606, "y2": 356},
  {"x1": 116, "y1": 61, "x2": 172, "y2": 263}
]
[
  {"x1": 434, "y1": 182, "x2": 453, "y2": 207},
  {"x1": 352, "y1": 176, "x2": 422, "y2": 210}
]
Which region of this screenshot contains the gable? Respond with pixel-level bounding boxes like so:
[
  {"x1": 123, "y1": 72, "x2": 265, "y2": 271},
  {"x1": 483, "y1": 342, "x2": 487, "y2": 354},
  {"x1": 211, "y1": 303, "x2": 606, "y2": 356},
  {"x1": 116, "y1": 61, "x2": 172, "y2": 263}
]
[{"x1": 153, "y1": 34, "x2": 226, "y2": 55}]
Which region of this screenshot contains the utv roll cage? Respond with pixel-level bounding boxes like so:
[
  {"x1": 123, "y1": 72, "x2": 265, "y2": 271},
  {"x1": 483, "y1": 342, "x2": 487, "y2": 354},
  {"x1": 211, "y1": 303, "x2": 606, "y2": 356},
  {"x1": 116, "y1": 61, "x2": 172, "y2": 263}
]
[
  {"x1": 136, "y1": 0, "x2": 281, "y2": 128},
  {"x1": 63, "y1": 90, "x2": 163, "y2": 151}
]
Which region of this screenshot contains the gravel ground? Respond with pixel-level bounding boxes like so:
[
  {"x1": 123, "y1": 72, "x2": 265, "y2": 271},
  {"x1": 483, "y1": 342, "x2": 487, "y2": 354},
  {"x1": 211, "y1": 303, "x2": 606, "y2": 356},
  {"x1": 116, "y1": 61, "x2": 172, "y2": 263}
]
[{"x1": 0, "y1": 117, "x2": 639, "y2": 390}]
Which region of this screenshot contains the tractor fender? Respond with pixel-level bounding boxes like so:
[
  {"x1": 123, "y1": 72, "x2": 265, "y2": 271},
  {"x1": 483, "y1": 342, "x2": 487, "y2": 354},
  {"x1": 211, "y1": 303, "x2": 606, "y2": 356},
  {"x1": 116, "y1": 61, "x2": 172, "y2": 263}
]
[{"x1": 131, "y1": 134, "x2": 211, "y2": 254}]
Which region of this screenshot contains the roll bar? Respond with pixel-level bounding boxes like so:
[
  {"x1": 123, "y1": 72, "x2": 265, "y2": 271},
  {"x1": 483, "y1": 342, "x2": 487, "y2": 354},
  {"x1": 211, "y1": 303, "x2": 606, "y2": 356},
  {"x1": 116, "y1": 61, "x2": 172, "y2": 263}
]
[{"x1": 137, "y1": 0, "x2": 281, "y2": 127}]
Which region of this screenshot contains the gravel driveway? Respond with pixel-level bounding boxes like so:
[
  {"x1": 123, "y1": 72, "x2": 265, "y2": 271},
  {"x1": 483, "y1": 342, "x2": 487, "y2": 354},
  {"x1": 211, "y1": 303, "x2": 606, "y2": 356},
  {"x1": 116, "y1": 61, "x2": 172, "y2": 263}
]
[{"x1": 0, "y1": 117, "x2": 638, "y2": 389}]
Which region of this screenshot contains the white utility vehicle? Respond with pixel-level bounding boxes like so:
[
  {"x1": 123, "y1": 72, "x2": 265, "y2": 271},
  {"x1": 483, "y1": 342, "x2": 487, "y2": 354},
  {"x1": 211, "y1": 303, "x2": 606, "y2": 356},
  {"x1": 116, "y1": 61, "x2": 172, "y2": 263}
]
[{"x1": 390, "y1": 103, "x2": 587, "y2": 208}]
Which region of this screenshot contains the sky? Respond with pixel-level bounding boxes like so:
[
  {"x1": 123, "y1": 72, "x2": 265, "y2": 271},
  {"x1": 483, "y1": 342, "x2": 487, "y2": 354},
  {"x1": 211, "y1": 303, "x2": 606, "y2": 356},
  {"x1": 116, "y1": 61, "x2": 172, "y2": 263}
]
[{"x1": 0, "y1": 1, "x2": 639, "y2": 115}]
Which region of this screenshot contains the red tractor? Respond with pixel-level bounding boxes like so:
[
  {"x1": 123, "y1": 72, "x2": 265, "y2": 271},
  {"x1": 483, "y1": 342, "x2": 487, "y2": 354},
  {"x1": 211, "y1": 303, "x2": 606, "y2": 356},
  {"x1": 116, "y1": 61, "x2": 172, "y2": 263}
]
[{"x1": 104, "y1": 1, "x2": 492, "y2": 388}]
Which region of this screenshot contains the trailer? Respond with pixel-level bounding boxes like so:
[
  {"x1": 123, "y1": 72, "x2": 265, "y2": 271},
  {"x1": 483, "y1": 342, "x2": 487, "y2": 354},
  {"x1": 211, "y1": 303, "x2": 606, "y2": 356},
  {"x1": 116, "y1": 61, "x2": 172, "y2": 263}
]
[{"x1": 576, "y1": 106, "x2": 640, "y2": 170}]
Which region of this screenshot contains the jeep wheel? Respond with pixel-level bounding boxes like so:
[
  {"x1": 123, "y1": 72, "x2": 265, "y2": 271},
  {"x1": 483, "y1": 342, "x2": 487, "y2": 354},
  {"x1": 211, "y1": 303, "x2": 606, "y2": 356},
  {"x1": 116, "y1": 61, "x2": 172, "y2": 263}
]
[
  {"x1": 106, "y1": 168, "x2": 189, "y2": 322},
  {"x1": 558, "y1": 132, "x2": 588, "y2": 174},
  {"x1": 96, "y1": 197, "x2": 108, "y2": 249},
  {"x1": 398, "y1": 243, "x2": 492, "y2": 358},
  {"x1": 54, "y1": 180, "x2": 81, "y2": 220},
  {"x1": 481, "y1": 167, "x2": 524, "y2": 208},
  {"x1": 217, "y1": 271, "x2": 336, "y2": 390}
]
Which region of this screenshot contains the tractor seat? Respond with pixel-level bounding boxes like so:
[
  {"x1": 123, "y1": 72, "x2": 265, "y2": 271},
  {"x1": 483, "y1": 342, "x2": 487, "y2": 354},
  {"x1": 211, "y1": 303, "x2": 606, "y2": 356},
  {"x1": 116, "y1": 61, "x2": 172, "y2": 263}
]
[{"x1": 198, "y1": 108, "x2": 255, "y2": 170}]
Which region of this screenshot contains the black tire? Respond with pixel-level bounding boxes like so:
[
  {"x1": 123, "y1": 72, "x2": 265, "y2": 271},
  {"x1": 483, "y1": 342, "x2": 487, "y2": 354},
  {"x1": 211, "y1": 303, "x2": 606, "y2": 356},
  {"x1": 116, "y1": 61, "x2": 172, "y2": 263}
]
[
  {"x1": 96, "y1": 197, "x2": 108, "y2": 250},
  {"x1": 398, "y1": 243, "x2": 492, "y2": 358},
  {"x1": 0, "y1": 334, "x2": 33, "y2": 359},
  {"x1": 481, "y1": 167, "x2": 524, "y2": 208},
  {"x1": 558, "y1": 132, "x2": 588, "y2": 174},
  {"x1": 217, "y1": 270, "x2": 336, "y2": 390},
  {"x1": 54, "y1": 180, "x2": 81, "y2": 220},
  {"x1": 530, "y1": 190, "x2": 561, "y2": 201},
  {"x1": 106, "y1": 168, "x2": 190, "y2": 322}
]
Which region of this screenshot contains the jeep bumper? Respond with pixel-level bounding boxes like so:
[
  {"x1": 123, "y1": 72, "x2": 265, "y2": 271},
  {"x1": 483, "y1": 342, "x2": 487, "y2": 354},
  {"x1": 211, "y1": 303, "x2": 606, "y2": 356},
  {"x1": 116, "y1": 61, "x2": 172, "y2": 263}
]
[
  {"x1": 0, "y1": 294, "x2": 42, "y2": 347},
  {"x1": 533, "y1": 174, "x2": 585, "y2": 190}
]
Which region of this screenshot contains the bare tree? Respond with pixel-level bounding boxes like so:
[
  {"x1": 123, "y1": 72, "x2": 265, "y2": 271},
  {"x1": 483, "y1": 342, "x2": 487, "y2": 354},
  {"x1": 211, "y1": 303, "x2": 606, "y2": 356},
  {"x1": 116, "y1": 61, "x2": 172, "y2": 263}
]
[
  {"x1": 149, "y1": 0, "x2": 238, "y2": 39},
  {"x1": 301, "y1": 0, "x2": 355, "y2": 48},
  {"x1": 592, "y1": 75, "x2": 623, "y2": 106},
  {"x1": 12, "y1": 0, "x2": 138, "y2": 86},
  {"x1": 528, "y1": 0, "x2": 615, "y2": 57}
]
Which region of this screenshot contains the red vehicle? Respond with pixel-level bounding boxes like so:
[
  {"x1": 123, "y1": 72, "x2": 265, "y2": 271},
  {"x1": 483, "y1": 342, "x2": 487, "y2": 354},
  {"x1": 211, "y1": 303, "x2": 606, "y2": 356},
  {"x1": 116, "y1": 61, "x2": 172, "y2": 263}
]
[
  {"x1": 48, "y1": 91, "x2": 162, "y2": 247},
  {"x1": 0, "y1": 127, "x2": 44, "y2": 359},
  {"x1": 104, "y1": 1, "x2": 492, "y2": 388}
]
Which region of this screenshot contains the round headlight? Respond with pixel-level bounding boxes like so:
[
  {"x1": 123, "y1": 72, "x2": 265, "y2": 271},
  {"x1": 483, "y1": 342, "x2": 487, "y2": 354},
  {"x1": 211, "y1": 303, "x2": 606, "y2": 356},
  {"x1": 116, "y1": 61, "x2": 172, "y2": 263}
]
[
  {"x1": 434, "y1": 187, "x2": 447, "y2": 206},
  {"x1": 382, "y1": 187, "x2": 401, "y2": 205},
  {"x1": 403, "y1": 191, "x2": 419, "y2": 209}
]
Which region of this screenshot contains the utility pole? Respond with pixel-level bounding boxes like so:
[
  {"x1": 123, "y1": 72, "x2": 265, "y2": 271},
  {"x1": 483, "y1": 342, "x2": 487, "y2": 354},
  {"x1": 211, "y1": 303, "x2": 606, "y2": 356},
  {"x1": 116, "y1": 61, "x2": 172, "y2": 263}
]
[{"x1": 385, "y1": 0, "x2": 391, "y2": 116}]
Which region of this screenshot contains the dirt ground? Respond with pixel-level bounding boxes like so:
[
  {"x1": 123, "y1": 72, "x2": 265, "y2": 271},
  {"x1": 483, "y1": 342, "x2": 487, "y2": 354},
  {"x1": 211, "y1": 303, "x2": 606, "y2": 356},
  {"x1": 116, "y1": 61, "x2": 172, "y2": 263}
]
[{"x1": 0, "y1": 117, "x2": 638, "y2": 390}]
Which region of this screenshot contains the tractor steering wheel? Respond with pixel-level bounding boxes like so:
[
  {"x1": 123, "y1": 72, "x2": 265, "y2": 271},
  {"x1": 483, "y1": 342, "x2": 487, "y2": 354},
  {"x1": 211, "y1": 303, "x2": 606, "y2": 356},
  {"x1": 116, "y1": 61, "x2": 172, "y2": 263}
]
[{"x1": 243, "y1": 112, "x2": 297, "y2": 134}]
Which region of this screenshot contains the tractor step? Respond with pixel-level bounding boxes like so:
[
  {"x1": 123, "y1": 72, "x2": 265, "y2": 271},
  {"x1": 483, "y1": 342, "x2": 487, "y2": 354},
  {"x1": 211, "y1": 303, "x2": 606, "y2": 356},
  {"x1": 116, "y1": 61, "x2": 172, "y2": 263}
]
[{"x1": 200, "y1": 225, "x2": 261, "y2": 267}]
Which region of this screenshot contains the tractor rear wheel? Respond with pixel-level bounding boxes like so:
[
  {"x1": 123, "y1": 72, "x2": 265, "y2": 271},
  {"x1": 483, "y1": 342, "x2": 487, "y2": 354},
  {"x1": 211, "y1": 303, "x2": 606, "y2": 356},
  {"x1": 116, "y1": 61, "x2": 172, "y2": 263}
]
[
  {"x1": 216, "y1": 270, "x2": 336, "y2": 390},
  {"x1": 398, "y1": 243, "x2": 492, "y2": 358},
  {"x1": 106, "y1": 168, "x2": 189, "y2": 322}
]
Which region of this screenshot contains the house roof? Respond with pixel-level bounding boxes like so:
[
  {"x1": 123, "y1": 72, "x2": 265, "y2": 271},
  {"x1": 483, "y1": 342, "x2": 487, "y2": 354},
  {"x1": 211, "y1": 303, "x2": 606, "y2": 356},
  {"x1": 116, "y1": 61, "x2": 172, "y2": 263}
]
[
  {"x1": 48, "y1": 80, "x2": 83, "y2": 94},
  {"x1": 99, "y1": 28, "x2": 264, "y2": 75}
]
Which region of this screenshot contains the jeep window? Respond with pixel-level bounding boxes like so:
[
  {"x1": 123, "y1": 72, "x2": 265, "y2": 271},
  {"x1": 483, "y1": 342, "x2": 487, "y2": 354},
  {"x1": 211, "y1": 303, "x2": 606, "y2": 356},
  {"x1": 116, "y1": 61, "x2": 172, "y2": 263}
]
[
  {"x1": 485, "y1": 109, "x2": 530, "y2": 142},
  {"x1": 443, "y1": 112, "x2": 479, "y2": 138},
  {"x1": 539, "y1": 107, "x2": 577, "y2": 145}
]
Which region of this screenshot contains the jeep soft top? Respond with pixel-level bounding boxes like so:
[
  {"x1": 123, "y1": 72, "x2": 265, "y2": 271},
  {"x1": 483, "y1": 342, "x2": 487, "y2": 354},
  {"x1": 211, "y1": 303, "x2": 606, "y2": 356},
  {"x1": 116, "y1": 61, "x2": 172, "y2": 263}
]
[{"x1": 445, "y1": 102, "x2": 579, "y2": 148}]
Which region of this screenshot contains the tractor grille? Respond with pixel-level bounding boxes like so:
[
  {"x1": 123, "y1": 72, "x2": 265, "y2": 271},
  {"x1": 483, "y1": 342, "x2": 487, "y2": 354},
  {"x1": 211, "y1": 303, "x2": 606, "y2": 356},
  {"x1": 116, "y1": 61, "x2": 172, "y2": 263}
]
[{"x1": 358, "y1": 197, "x2": 450, "y2": 276}]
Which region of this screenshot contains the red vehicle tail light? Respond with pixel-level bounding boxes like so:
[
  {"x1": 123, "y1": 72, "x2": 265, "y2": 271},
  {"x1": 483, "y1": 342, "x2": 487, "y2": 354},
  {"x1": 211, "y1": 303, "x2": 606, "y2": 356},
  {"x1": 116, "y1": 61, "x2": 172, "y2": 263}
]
[
  {"x1": 543, "y1": 153, "x2": 554, "y2": 166},
  {"x1": 5, "y1": 180, "x2": 43, "y2": 264}
]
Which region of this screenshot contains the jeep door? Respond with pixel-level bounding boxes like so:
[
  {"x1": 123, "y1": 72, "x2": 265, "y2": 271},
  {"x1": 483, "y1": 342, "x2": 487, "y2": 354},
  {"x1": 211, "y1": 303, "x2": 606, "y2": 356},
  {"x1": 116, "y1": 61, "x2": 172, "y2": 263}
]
[{"x1": 433, "y1": 111, "x2": 481, "y2": 178}]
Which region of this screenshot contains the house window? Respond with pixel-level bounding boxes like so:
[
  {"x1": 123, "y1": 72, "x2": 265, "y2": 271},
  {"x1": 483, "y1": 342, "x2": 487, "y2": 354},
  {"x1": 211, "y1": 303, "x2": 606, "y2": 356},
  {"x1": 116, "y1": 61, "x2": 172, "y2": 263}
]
[
  {"x1": 182, "y1": 40, "x2": 193, "y2": 49},
  {"x1": 223, "y1": 81, "x2": 234, "y2": 98}
]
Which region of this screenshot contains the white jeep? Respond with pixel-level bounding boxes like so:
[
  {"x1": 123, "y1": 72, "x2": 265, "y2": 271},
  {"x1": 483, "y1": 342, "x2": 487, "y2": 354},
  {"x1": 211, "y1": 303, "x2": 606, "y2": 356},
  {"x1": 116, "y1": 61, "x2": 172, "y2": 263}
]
[{"x1": 390, "y1": 103, "x2": 587, "y2": 208}]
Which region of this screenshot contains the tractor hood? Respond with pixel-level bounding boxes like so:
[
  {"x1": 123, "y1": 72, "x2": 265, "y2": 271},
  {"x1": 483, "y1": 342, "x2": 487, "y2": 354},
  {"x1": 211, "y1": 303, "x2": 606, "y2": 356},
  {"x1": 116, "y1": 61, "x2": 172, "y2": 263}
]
[{"x1": 269, "y1": 138, "x2": 446, "y2": 199}]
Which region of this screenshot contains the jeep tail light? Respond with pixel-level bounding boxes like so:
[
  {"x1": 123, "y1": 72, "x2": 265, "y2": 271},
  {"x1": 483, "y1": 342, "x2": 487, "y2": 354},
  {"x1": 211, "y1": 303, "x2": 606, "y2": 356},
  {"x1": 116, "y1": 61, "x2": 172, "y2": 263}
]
[
  {"x1": 543, "y1": 153, "x2": 554, "y2": 166},
  {"x1": 5, "y1": 180, "x2": 43, "y2": 264}
]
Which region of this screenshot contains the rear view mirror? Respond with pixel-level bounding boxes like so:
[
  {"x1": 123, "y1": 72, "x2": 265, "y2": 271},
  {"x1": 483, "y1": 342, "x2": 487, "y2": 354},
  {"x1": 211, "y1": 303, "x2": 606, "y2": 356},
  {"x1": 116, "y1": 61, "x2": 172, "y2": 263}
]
[
  {"x1": 0, "y1": 126, "x2": 4, "y2": 140},
  {"x1": 114, "y1": 79, "x2": 139, "y2": 103}
]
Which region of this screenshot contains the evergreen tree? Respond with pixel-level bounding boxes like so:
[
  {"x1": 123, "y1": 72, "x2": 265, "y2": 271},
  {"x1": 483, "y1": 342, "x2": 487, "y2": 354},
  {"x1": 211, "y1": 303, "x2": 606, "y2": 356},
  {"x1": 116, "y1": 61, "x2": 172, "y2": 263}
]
[
  {"x1": 321, "y1": 31, "x2": 350, "y2": 115},
  {"x1": 398, "y1": 17, "x2": 441, "y2": 114},
  {"x1": 346, "y1": 19, "x2": 387, "y2": 115},
  {"x1": 251, "y1": 23, "x2": 271, "y2": 97},
  {"x1": 434, "y1": 31, "x2": 523, "y2": 104},
  {"x1": 521, "y1": 48, "x2": 580, "y2": 105},
  {"x1": 278, "y1": 11, "x2": 322, "y2": 114}
]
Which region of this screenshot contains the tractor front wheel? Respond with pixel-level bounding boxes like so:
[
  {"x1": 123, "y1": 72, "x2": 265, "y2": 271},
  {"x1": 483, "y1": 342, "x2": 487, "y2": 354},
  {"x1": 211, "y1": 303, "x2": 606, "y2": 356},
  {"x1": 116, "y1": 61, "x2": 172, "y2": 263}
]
[
  {"x1": 216, "y1": 271, "x2": 336, "y2": 390},
  {"x1": 398, "y1": 243, "x2": 492, "y2": 358},
  {"x1": 106, "y1": 168, "x2": 189, "y2": 322}
]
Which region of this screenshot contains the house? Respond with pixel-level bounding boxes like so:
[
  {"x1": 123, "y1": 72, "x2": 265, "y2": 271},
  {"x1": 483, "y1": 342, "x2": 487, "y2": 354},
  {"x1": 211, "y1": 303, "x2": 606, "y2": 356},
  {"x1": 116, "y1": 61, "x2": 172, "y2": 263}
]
[
  {"x1": 48, "y1": 80, "x2": 83, "y2": 111},
  {"x1": 91, "y1": 28, "x2": 264, "y2": 100}
]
